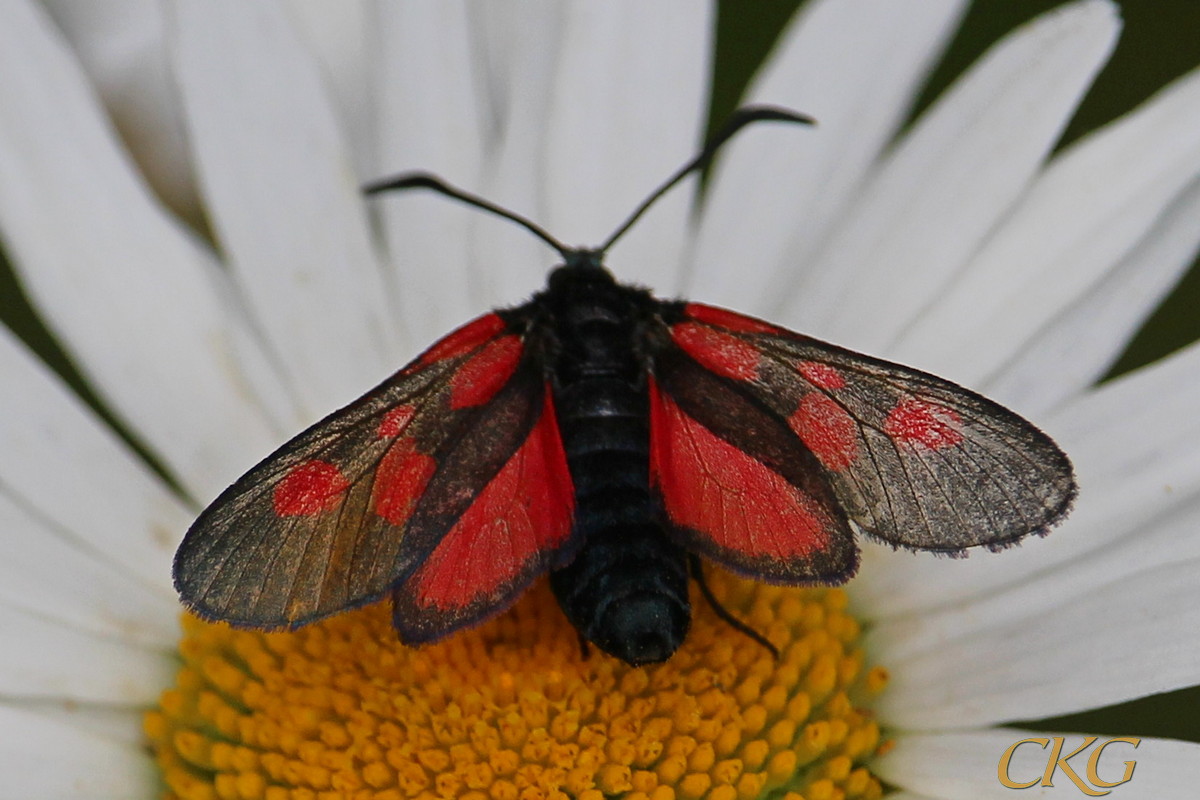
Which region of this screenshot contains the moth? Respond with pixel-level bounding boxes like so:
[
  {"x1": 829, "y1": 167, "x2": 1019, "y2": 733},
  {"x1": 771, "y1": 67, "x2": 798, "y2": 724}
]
[{"x1": 175, "y1": 108, "x2": 1076, "y2": 665}]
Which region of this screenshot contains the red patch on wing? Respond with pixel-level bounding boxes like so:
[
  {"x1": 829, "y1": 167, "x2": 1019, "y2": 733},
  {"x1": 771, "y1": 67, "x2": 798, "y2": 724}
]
[
  {"x1": 649, "y1": 381, "x2": 830, "y2": 560},
  {"x1": 798, "y1": 361, "x2": 846, "y2": 390},
  {"x1": 885, "y1": 398, "x2": 963, "y2": 450},
  {"x1": 377, "y1": 405, "x2": 416, "y2": 438},
  {"x1": 684, "y1": 303, "x2": 783, "y2": 334},
  {"x1": 373, "y1": 440, "x2": 437, "y2": 525},
  {"x1": 412, "y1": 313, "x2": 508, "y2": 369},
  {"x1": 671, "y1": 323, "x2": 760, "y2": 381},
  {"x1": 789, "y1": 393, "x2": 858, "y2": 471},
  {"x1": 273, "y1": 460, "x2": 349, "y2": 516},
  {"x1": 407, "y1": 391, "x2": 574, "y2": 611},
  {"x1": 449, "y1": 335, "x2": 523, "y2": 409}
]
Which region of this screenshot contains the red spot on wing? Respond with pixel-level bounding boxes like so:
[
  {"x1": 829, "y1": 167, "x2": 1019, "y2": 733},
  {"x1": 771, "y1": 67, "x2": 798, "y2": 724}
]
[
  {"x1": 671, "y1": 323, "x2": 760, "y2": 381},
  {"x1": 407, "y1": 390, "x2": 574, "y2": 611},
  {"x1": 683, "y1": 303, "x2": 783, "y2": 334},
  {"x1": 413, "y1": 313, "x2": 508, "y2": 368},
  {"x1": 798, "y1": 361, "x2": 846, "y2": 390},
  {"x1": 789, "y1": 393, "x2": 858, "y2": 471},
  {"x1": 377, "y1": 405, "x2": 417, "y2": 438},
  {"x1": 649, "y1": 381, "x2": 831, "y2": 560},
  {"x1": 273, "y1": 460, "x2": 349, "y2": 516},
  {"x1": 373, "y1": 440, "x2": 437, "y2": 524},
  {"x1": 449, "y1": 335, "x2": 523, "y2": 409},
  {"x1": 885, "y1": 398, "x2": 963, "y2": 450}
]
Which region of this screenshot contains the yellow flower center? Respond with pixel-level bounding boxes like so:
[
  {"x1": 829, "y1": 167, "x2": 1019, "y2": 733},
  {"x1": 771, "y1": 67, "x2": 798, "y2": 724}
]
[{"x1": 146, "y1": 572, "x2": 888, "y2": 800}]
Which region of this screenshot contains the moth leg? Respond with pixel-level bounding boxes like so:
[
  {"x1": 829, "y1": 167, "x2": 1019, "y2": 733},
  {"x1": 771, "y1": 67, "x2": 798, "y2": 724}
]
[{"x1": 688, "y1": 555, "x2": 779, "y2": 660}]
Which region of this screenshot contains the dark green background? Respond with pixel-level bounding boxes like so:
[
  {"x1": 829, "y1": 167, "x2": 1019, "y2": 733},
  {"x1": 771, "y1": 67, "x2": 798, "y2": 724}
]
[{"x1": 1, "y1": 0, "x2": 1197, "y2": 743}]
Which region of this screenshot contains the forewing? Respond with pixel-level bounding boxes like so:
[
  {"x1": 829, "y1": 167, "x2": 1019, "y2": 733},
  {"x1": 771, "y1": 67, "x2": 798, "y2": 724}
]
[
  {"x1": 174, "y1": 312, "x2": 574, "y2": 630},
  {"x1": 664, "y1": 303, "x2": 1076, "y2": 553}
]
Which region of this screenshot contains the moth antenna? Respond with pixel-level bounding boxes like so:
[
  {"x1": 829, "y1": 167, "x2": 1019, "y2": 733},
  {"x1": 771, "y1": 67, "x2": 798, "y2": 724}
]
[
  {"x1": 364, "y1": 171, "x2": 573, "y2": 261},
  {"x1": 366, "y1": 107, "x2": 813, "y2": 263},
  {"x1": 597, "y1": 105, "x2": 815, "y2": 253},
  {"x1": 689, "y1": 555, "x2": 780, "y2": 660}
]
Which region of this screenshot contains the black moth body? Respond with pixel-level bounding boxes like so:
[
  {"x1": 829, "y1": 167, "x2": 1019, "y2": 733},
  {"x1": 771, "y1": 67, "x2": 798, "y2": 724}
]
[
  {"x1": 173, "y1": 108, "x2": 1077, "y2": 666},
  {"x1": 535, "y1": 258, "x2": 693, "y2": 665}
]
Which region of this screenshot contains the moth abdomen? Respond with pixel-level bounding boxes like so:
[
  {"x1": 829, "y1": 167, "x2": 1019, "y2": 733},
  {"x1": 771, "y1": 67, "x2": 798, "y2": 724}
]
[
  {"x1": 544, "y1": 273, "x2": 691, "y2": 665},
  {"x1": 549, "y1": 519, "x2": 690, "y2": 666}
]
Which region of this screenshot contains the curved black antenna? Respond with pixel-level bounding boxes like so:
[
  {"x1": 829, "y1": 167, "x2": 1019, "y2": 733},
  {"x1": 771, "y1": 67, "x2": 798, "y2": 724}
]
[
  {"x1": 364, "y1": 106, "x2": 813, "y2": 260},
  {"x1": 597, "y1": 105, "x2": 814, "y2": 253},
  {"x1": 364, "y1": 171, "x2": 573, "y2": 261}
]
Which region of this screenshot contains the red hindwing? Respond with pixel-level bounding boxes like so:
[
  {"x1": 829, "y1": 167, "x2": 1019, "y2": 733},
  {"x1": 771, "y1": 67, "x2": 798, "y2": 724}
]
[
  {"x1": 649, "y1": 374, "x2": 856, "y2": 582},
  {"x1": 650, "y1": 386, "x2": 830, "y2": 560},
  {"x1": 391, "y1": 388, "x2": 574, "y2": 641}
]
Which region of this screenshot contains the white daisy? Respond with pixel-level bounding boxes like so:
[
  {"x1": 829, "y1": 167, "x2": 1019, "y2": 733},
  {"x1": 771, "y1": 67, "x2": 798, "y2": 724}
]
[{"x1": 2, "y1": 1, "x2": 1199, "y2": 798}]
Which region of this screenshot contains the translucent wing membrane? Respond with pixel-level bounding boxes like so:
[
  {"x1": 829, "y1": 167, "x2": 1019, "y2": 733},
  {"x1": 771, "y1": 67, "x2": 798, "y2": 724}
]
[
  {"x1": 174, "y1": 313, "x2": 576, "y2": 633},
  {"x1": 659, "y1": 303, "x2": 1076, "y2": 555}
]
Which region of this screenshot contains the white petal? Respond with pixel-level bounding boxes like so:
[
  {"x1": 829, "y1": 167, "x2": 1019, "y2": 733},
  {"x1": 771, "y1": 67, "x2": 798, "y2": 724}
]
[
  {"x1": 285, "y1": 0, "x2": 375, "y2": 176},
  {"x1": 0, "y1": 326, "x2": 190, "y2": 594},
  {"x1": 0, "y1": 0, "x2": 287, "y2": 499},
  {"x1": 470, "y1": 2, "x2": 572, "y2": 307},
  {"x1": 0, "y1": 704, "x2": 154, "y2": 798},
  {"x1": 795, "y1": 0, "x2": 1119, "y2": 353},
  {"x1": 894, "y1": 65, "x2": 1200, "y2": 385},
  {"x1": 868, "y1": 491, "x2": 1200, "y2": 663},
  {"x1": 374, "y1": 3, "x2": 576, "y2": 333},
  {"x1": 171, "y1": 0, "x2": 400, "y2": 420},
  {"x1": 688, "y1": 0, "x2": 968, "y2": 309},
  {"x1": 852, "y1": 339, "x2": 1200, "y2": 618},
  {"x1": 985, "y1": 175, "x2": 1200, "y2": 415},
  {"x1": 40, "y1": 0, "x2": 200, "y2": 221},
  {"x1": 543, "y1": 1, "x2": 714, "y2": 293},
  {"x1": 0, "y1": 604, "x2": 174, "y2": 704},
  {"x1": 18, "y1": 699, "x2": 147, "y2": 746},
  {"x1": 377, "y1": 0, "x2": 711, "y2": 391},
  {"x1": 372, "y1": 0, "x2": 490, "y2": 344},
  {"x1": 873, "y1": 557, "x2": 1200, "y2": 728},
  {"x1": 0, "y1": 492, "x2": 177, "y2": 647},
  {"x1": 878, "y1": 730, "x2": 1198, "y2": 799}
]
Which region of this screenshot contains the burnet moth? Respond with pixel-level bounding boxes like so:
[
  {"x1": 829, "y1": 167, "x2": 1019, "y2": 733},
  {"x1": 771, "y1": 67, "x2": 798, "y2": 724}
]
[{"x1": 174, "y1": 107, "x2": 1076, "y2": 666}]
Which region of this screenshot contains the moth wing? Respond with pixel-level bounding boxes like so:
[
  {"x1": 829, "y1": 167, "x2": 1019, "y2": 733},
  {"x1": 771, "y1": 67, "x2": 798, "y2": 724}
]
[
  {"x1": 389, "y1": 388, "x2": 575, "y2": 643},
  {"x1": 665, "y1": 303, "x2": 1076, "y2": 554},
  {"x1": 650, "y1": 345, "x2": 859, "y2": 584},
  {"x1": 174, "y1": 312, "x2": 575, "y2": 633}
]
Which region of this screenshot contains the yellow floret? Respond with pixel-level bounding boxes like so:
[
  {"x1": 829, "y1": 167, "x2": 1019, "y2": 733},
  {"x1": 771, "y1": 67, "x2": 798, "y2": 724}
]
[{"x1": 148, "y1": 574, "x2": 887, "y2": 800}]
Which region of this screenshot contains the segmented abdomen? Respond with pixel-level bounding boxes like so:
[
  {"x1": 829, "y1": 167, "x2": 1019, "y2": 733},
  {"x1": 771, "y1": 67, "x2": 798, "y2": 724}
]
[{"x1": 545, "y1": 290, "x2": 690, "y2": 665}]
